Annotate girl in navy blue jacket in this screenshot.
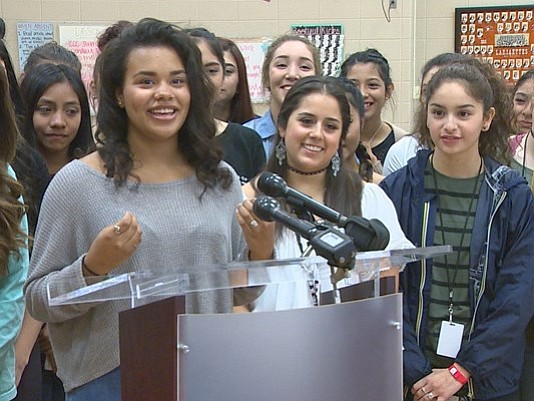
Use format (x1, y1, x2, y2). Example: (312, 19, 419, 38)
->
(381, 61, 534, 401)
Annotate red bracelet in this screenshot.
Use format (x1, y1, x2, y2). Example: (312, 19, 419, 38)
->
(448, 364, 469, 385)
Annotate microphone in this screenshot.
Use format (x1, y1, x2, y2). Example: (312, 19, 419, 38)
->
(253, 195, 318, 239)
(253, 196, 356, 269)
(257, 172, 390, 251)
(258, 172, 346, 226)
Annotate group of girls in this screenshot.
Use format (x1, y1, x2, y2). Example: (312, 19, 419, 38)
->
(0, 15, 532, 401)
(238, 24, 533, 401)
(238, 30, 534, 401)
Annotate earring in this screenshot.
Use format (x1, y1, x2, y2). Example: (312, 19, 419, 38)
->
(117, 98, 124, 108)
(331, 151, 341, 177)
(275, 140, 286, 166)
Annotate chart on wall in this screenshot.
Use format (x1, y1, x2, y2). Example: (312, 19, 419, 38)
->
(17, 22, 54, 71)
(59, 25, 105, 92)
(455, 5, 534, 85)
(290, 24, 344, 76)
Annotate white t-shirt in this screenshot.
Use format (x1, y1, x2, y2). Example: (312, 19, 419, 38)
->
(383, 135, 423, 176)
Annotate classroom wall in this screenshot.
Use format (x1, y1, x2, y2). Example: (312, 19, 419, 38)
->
(0, 0, 531, 130)
(415, 0, 528, 81)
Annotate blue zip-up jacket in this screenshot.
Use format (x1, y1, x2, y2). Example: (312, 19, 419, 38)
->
(380, 149, 534, 400)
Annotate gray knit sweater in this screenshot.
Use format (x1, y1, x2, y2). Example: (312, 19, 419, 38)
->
(25, 160, 245, 392)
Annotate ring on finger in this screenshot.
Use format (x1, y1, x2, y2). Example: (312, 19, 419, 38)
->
(427, 392, 435, 399)
(113, 224, 121, 235)
(421, 387, 427, 394)
(250, 219, 259, 228)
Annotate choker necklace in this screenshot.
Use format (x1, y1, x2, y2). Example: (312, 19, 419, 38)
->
(287, 165, 328, 176)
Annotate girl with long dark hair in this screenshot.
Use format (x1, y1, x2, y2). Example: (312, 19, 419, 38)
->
(20, 63, 94, 176)
(237, 76, 411, 311)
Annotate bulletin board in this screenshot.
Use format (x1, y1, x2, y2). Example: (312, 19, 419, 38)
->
(233, 38, 271, 103)
(455, 5, 534, 85)
(291, 24, 344, 77)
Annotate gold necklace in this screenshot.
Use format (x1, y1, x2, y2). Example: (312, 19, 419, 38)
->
(365, 122, 384, 148)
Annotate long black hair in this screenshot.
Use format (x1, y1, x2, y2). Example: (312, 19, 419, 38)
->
(96, 18, 232, 190)
(337, 77, 374, 182)
(0, 40, 25, 118)
(20, 63, 95, 161)
(217, 37, 256, 124)
(264, 76, 363, 218)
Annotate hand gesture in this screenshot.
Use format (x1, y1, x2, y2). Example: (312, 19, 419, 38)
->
(236, 198, 275, 261)
(83, 212, 142, 275)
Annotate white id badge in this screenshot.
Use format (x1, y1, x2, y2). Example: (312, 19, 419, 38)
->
(436, 320, 464, 358)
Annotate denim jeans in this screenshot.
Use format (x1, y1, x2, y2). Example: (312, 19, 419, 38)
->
(65, 368, 121, 401)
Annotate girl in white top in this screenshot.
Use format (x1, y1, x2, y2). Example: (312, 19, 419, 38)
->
(237, 76, 412, 311)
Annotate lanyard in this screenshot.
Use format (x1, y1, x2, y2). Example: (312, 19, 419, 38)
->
(431, 155, 483, 322)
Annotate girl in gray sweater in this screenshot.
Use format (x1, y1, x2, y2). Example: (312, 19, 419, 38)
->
(25, 18, 245, 400)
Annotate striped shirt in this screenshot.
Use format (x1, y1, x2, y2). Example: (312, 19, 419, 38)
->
(423, 160, 483, 369)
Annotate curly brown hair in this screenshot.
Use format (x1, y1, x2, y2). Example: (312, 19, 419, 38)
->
(415, 58, 512, 165)
(96, 18, 233, 192)
(0, 68, 26, 276)
(97, 20, 133, 51)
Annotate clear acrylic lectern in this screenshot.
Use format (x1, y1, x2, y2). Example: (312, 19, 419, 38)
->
(47, 245, 451, 401)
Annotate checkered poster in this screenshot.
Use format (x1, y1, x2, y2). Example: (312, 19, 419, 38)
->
(291, 24, 345, 77)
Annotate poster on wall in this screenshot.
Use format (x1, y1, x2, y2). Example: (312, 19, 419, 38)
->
(291, 24, 344, 76)
(455, 5, 534, 85)
(17, 22, 54, 71)
(59, 25, 105, 93)
(233, 39, 271, 103)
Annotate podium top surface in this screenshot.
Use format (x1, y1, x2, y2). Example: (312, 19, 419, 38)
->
(47, 245, 451, 306)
